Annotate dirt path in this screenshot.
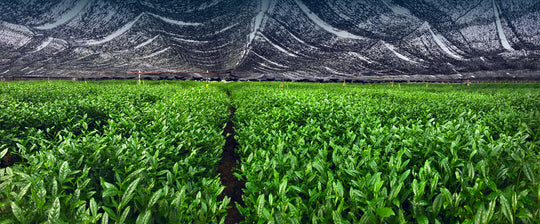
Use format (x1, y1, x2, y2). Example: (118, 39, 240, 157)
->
(1, 152, 24, 168)
(218, 91, 245, 223)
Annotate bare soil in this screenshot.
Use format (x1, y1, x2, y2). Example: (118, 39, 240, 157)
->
(1, 151, 24, 168)
(218, 91, 246, 223)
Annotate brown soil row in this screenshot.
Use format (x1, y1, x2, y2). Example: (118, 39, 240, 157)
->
(218, 91, 246, 223)
(1, 152, 24, 168)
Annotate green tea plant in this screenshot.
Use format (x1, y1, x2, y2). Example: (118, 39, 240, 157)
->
(0, 81, 230, 223)
(231, 82, 540, 223)
(1, 81, 539, 223)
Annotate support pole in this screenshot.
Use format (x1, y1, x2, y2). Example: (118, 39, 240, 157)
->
(206, 70, 209, 88)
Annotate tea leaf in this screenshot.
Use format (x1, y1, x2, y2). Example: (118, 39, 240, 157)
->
(257, 194, 265, 217)
(376, 207, 395, 218)
(417, 215, 429, 224)
(433, 194, 444, 216)
(90, 198, 98, 216)
(119, 206, 131, 224)
(473, 203, 485, 224)
(136, 210, 152, 224)
(58, 161, 69, 183)
(102, 206, 116, 220)
(499, 195, 513, 224)
(102, 211, 109, 224)
(485, 199, 496, 223)
(47, 197, 60, 223)
(523, 163, 535, 184)
(147, 189, 163, 209)
(10, 202, 24, 223)
(16, 183, 31, 202)
(279, 178, 288, 197)
(0, 148, 7, 159)
(120, 178, 140, 209)
(332, 210, 344, 224)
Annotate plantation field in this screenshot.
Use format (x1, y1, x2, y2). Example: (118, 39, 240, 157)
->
(0, 81, 230, 223)
(1, 81, 539, 223)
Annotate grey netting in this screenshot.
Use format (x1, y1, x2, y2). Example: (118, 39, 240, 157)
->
(0, 0, 539, 81)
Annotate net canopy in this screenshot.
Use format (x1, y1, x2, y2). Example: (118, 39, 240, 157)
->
(0, 0, 539, 81)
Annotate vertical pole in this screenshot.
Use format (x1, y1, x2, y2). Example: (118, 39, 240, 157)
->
(138, 70, 141, 85)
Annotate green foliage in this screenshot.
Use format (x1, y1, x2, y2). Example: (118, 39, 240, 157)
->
(0, 81, 230, 223)
(230, 82, 540, 223)
(1, 81, 539, 223)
